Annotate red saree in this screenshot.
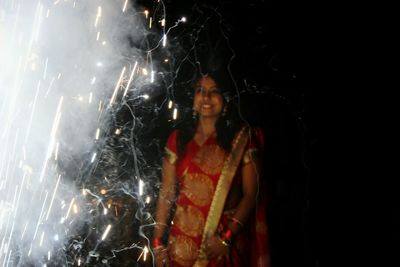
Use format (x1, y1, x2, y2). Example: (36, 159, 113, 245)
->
(164, 128, 270, 267)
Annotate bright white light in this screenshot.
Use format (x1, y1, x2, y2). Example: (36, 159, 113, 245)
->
(91, 152, 97, 163)
(139, 179, 144, 196)
(101, 224, 112, 240)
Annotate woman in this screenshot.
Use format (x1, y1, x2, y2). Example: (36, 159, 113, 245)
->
(152, 72, 269, 267)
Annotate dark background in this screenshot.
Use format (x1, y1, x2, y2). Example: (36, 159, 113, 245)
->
(129, 0, 326, 266)
(139, 0, 323, 266)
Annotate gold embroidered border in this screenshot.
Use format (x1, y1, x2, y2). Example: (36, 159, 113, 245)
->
(164, 147, 178, 165)
(193, 127, 249, 267)
(243, 148, 258, 165)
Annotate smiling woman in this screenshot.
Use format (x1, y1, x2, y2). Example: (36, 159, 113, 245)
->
(151, 66, 270, 267)
(193, 76, 224, 120)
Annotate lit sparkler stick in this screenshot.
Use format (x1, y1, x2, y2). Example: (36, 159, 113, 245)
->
(109, 66, 126, 105)
(123, 61, 138, 97)
(101, 224, 112, 240)
(45, 174, 61, 220)
(122, 0, 129, 13)
(94, 6, 102, 28)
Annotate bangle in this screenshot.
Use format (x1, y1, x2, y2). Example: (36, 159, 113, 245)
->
(219, 228, 232, 247)
(219, 237, 231, 247)
(229, 216, 244, 227)
(221, 229, 232, 240)
(152, 237, 162, 248)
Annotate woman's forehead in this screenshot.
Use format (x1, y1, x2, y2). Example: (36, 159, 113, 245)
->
(196, 75, 218, 87)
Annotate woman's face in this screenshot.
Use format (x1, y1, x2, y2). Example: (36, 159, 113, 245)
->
(193, 75, 224, 119)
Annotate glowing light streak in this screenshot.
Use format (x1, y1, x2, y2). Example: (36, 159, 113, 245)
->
(44, 77, 56, 98)
(64, 197, 75, 220)
(39, 231, 44, 246)
(32, 191, 48, 241)
(168, 100, 173, 109)
(139, 179, 144, 196)
(103, 208, 107, 215)
(95, 128, 100, 140)
(122, 0, 129, 13)
(101, 224, 112, 240)
(89, 92, 93, 103)
(43, 57, 49, 80)
(39, 96, 63, 183)
(162, 34, 167, 47)
(123, 61, 138, 97)
(91, 77, 96, 85)
(145, 196, 151, 204)
(173, 107, 178, 120)
(161, 18, 165, 27)
(45, 174, 61, 220)
(96, 31, 100, 41)
(54, 142, 59, 160)
(144, 10, 149, 19)
(143, 246, 149, 261)
(150, 70, 155, 83)
(90, 152, 97, 163)
(149, 17, 152, 28)
(33, 3, 44, 43)
(109, 66, 126, 105)
(94, 6, 102, 28)
(20, 222, 28, 240)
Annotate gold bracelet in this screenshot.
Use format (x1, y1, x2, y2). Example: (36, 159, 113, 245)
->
(230, 216, 244, 227)
(219, 237, 231, 247)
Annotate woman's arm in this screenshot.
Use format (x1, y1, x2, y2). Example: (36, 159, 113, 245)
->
(153, 158, 177, 241)
(205, 158, 260, 259)
(228, 158, 260, 234)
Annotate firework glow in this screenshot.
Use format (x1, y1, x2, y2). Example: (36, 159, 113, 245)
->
(0, 0, 185, 265)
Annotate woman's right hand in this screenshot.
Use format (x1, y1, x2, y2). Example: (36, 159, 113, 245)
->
(153, 245, 169, 267)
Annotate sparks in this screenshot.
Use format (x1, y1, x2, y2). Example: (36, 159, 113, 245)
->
(109, 66, 126, 105)
(122, 0, 129, 13)
(94, 6, 102, 28)
(101, 224, 112, 240)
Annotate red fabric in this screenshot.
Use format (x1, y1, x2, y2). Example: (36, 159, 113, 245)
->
(164, 128, 270, 267)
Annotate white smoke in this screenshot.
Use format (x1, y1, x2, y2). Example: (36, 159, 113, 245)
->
(0, 0, 163, 265)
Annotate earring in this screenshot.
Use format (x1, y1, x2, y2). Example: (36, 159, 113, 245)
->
(222, 106, 227, 117)
(192, 107, 197, 118)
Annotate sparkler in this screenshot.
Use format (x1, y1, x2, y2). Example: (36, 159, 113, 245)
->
(1, 0, 191, 265)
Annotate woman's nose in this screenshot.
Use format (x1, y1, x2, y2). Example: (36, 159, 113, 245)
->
(201, 91, 211, 98)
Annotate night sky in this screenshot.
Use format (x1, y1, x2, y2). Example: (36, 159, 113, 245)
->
(130, 0, 325, 266)
(130, 0, 324, 267)
(138, 0, 323, 266)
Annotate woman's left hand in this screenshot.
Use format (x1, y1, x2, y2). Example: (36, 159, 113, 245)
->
(204, 235, 230, 259)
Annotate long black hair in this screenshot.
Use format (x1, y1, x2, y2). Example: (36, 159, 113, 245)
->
(176, 69, 245, 156)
